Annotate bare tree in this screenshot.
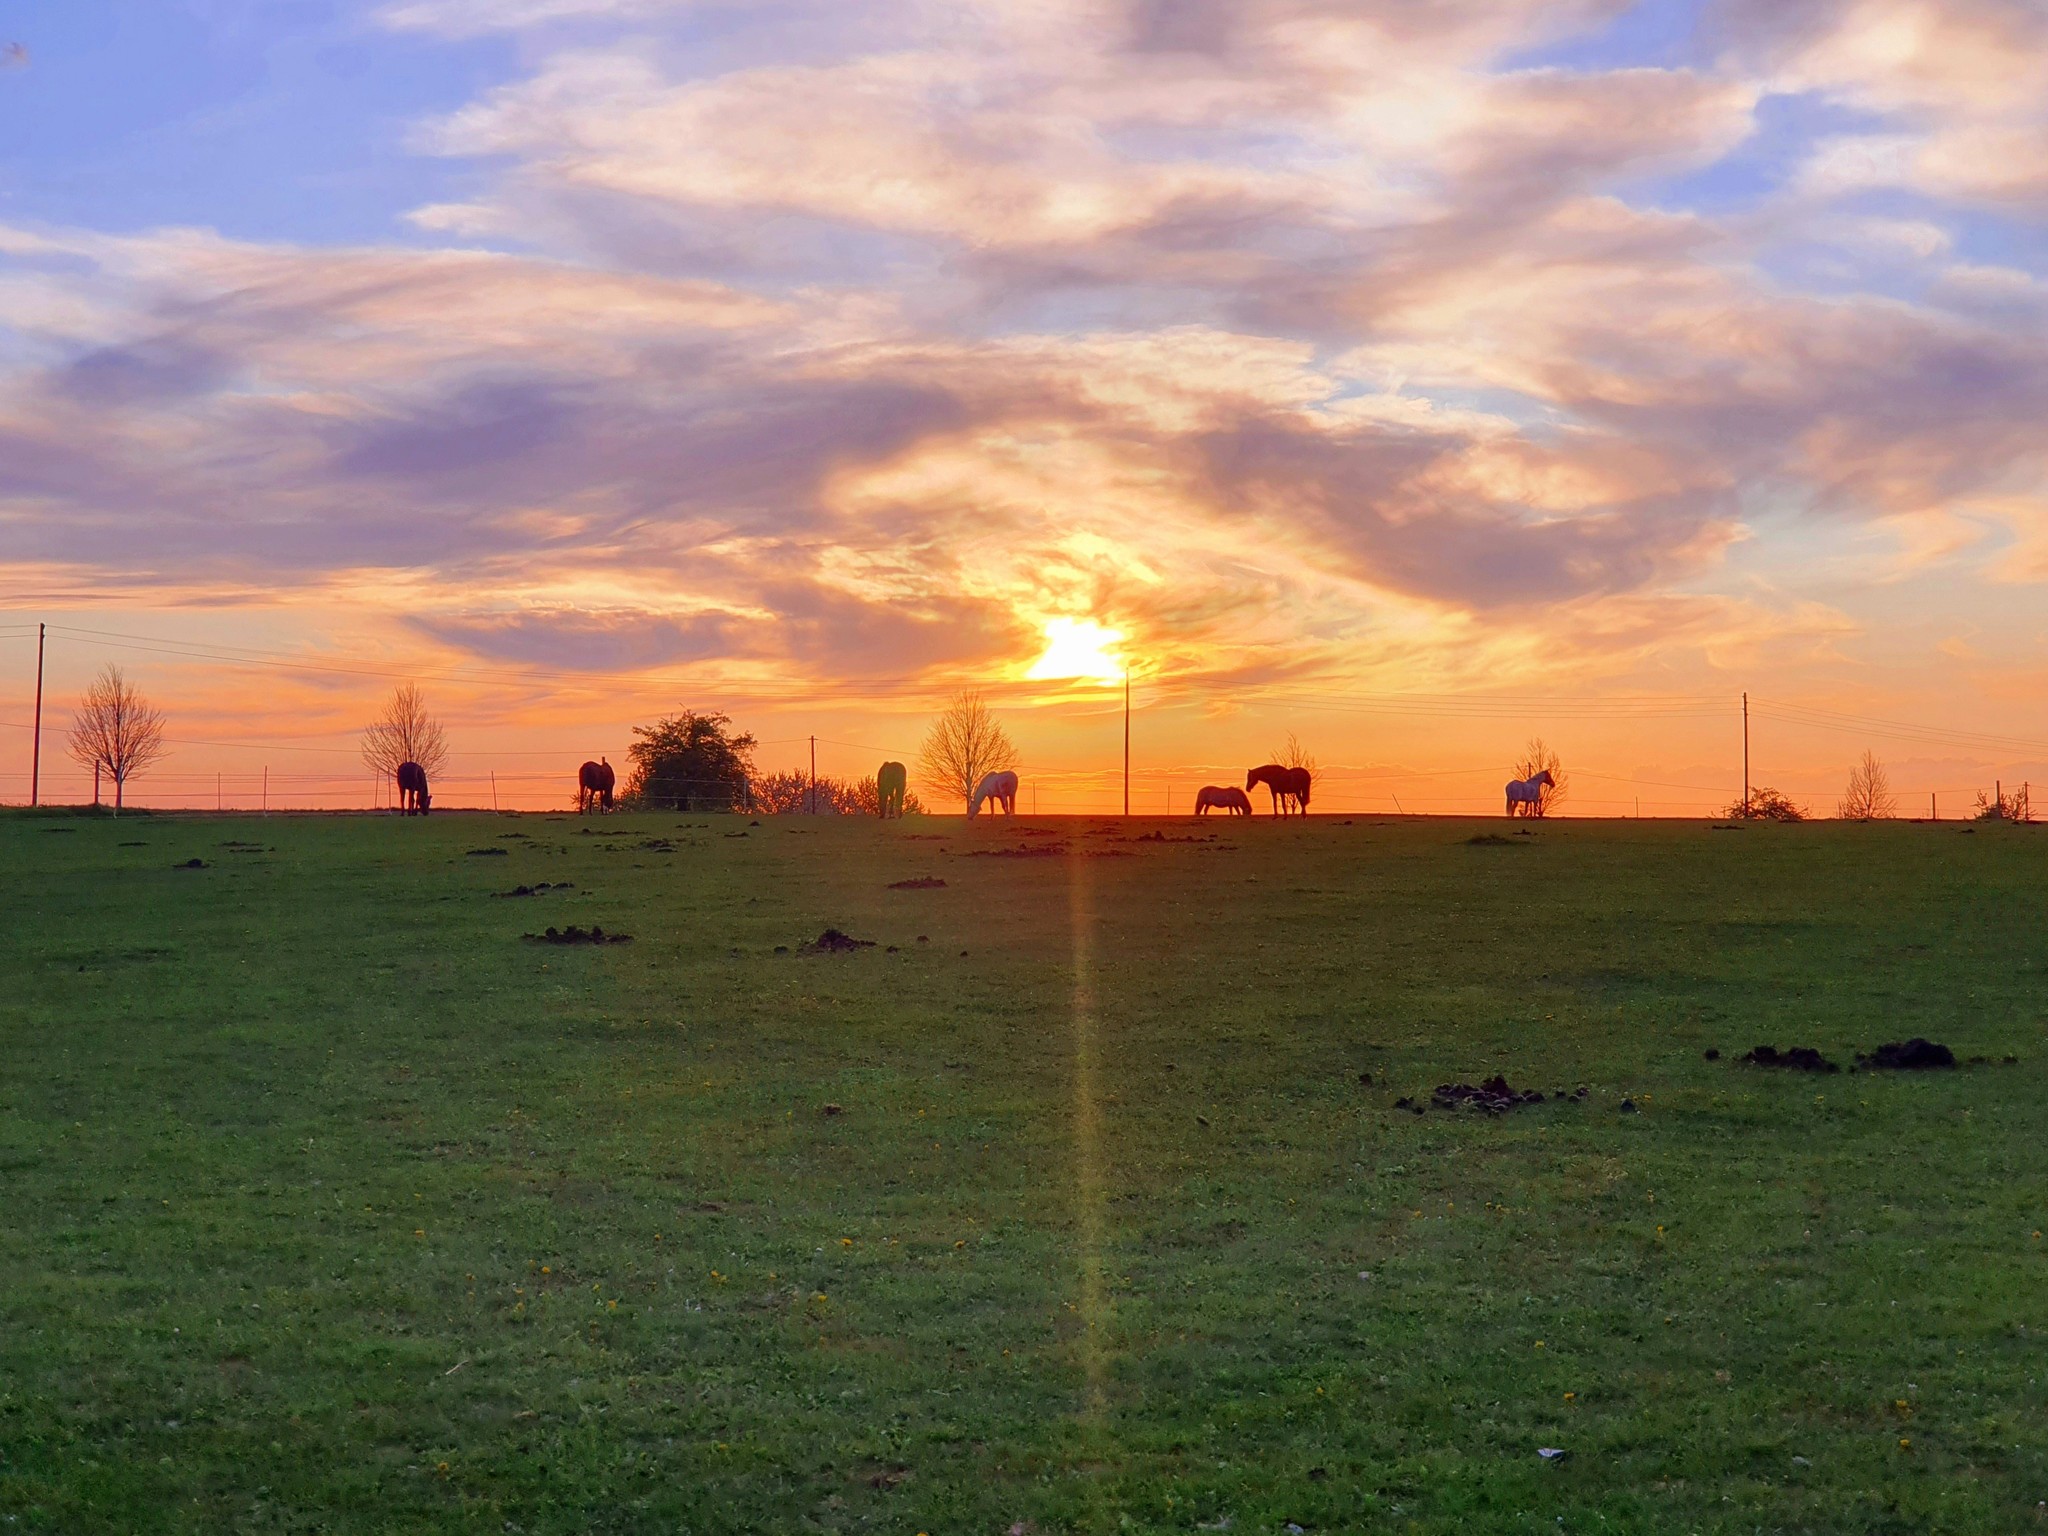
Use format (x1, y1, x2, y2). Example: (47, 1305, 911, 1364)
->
(1838, 750, 1897, 820)
(67, 665, 168, 813)
(1513, 737, 1568, 818)
(918, 690, 1018, 809)
(361, 684, 449, 783)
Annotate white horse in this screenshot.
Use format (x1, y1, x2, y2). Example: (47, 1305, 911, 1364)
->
(1505, 769, 1554, 817)
(968, 770, 1018, 817)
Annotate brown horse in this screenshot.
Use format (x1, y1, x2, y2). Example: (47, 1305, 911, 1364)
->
(1194, 785, 1252, 816)
(1246, 763, 1311, 816)
(578, 757, 616, 813)
(396, 760, 431, 815)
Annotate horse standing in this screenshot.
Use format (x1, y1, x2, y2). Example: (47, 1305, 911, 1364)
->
(968, 770, 1018, 817)
(578, 757, 616, 814)
(876, 761, 907, 818)
(1246, 764, 1311, 816)
(396, 761, 432, 815)
(1505, 768, 1555, 817)
(1194, 785, 1252, 816)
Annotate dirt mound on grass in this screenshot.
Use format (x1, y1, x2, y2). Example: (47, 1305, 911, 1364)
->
(807, 929, 876, 953)
(494, 882, 575, 898)
(173, 858, 208, 869)
(466, 847, 509, 857)
(1466, 833, 1516, 846)
(1858, 1038, 1956, 1070)
(965, 844, 1067, 858)
(523, 925, 632, 945)
(1431, 1076, 1547, 1114)
(887, 876, 948, 889)
(1743, 1044, 1839, 1073)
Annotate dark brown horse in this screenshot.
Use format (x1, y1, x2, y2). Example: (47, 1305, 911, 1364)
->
(578, 757, 616, 814)
(1246, 763, 1311, 816)
(396, 760, 431, 815)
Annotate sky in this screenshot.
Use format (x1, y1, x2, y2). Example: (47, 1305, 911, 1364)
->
(2, 0, 2046, 813)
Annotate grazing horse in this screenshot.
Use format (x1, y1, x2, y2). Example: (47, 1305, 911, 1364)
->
(1246, 763, 1312, 816)
(578, 757, 616, 814)
(396, 760, 431, 815)
(876, 760, 907, 819)
(1505, 768, 1555, 817)
(968, 770, 1018, 818)
(1195, 784, 1252, 816)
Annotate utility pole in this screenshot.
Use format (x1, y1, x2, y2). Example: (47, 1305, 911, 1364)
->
(492, 770, 499, 813)
(30, 622, 44, 807)
(263, 766, 269, 815)
(1741, 691, 1749, 814)
(1122, 668, 1130, 817)
(809, 735, 817, 815)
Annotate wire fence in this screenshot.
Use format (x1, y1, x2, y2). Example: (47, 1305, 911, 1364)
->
(3, 619, 2046, 817)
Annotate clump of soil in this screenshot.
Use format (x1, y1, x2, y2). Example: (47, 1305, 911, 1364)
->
(219, 839, 265, 849)
(724, 831, 749, 839)
(1859, 1038, 1956, 1071)
(1467, 833, 1516, 846)
(493, 882, 575, 898)
(1135, 831, 1218, 844)
(636, 838, 677, 852)
(524, 925, 632, 945)
(1743, 1044, 1839, 1073)
(965, 844, 1067, 858)
(466, 847, 509, 857)
(1431, 1076, 1547, 1114)
(173, 858, 208, 869)
(119, 840, 147, 847)
(498, 832, 532, 840)
(1703, 1048, 1721, 1061)
(807, 929, 876, 953)
(821, 1103, 845, 1117)
(887, 877, 948, 889)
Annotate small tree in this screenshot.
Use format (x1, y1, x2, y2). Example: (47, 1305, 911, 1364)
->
(1973, 783, 2033, 823)
(1274, 732, 1319, 792)
(918, 690, 1018, 809)
(67, 665, 168, 813)
(624, 710, 756, 812)
(1729, 787, 1807, 822)
(1838, 750, 1897, 820)
(361, 684, 449, 783)
(1513, 737, 1568, 818)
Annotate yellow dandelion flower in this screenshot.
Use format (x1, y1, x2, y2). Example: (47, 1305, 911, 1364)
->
(1564, 1392, 1576, 1402)
(1535, 1340, 1545, 1349)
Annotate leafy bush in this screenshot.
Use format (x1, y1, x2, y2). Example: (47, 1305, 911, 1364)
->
(1728, 787, 1807, 822)
(623, 711, 756, 812)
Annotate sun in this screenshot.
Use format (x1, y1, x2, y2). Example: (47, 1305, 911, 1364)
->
(1026, 617, 1127, 685)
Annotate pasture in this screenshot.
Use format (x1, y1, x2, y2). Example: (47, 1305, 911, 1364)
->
(2, 809, 2045, 1534)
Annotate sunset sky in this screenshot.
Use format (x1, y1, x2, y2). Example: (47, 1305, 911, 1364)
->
(3, 0, 2046, 813)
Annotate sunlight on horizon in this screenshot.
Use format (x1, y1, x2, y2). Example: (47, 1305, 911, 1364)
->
(1025, 617, 1127, 685)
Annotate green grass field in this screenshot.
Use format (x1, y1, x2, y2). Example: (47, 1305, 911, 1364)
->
(3, 808, 2045, 1533)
